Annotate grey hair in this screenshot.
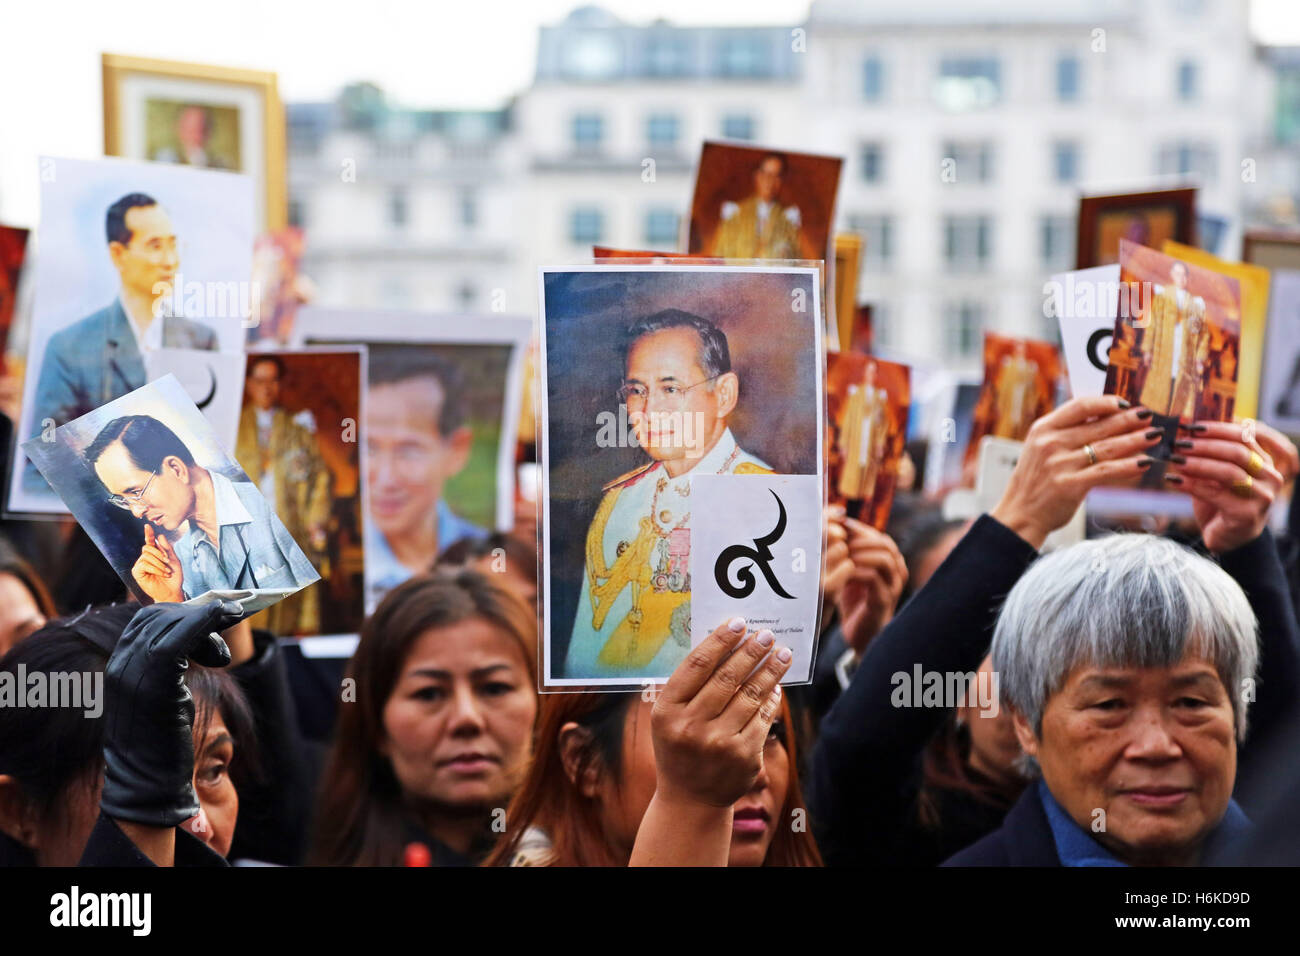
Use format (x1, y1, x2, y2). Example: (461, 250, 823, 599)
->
(993, 534, 1258, 750)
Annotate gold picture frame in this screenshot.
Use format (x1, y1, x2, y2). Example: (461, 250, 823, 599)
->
(102, 53, 286, 231)
(833, 233, 863, 352)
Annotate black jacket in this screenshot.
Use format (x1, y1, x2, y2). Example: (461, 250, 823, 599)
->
(78, 812, 227, 867)
(940, 786, 1060, 867)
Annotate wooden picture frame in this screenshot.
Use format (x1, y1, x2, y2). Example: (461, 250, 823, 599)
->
(1075, 187, 1197, 270)
(1242, 229, 1300, 272)
(102, 53, 285, 231)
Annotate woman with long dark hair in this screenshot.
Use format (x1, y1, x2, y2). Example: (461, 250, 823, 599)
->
(309, 569, 538, 865)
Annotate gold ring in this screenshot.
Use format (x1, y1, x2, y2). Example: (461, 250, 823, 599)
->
(1232, 475, 1254, 498)
(1083, 444, 1098, 467)
(1246, 451, 1264, 478)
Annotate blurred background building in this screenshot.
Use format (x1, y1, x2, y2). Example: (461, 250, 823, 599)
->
(286, 0, 1300, 368)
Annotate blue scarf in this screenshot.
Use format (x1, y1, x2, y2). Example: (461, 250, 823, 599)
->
(1038, 779, 1253, 866)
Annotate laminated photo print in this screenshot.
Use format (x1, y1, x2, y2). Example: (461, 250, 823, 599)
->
(963, 332, 1062, 471)
(1104, 239, 1242, 485)
(540, 264, 825, 690)
(826, 353, 910, 530)
(296, 308, 532, 614)
(8, 155, 254, 515)
(23, 375, 318, 615)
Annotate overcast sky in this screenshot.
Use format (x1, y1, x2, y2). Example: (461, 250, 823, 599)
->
(0, 0, 1297, 222)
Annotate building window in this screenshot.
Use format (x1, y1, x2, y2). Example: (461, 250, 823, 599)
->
(287, 198, 306, 229)
(1156, 141, 1217, 183)
(941, 140, 995, 183)
(935, 56, 1001, 110)
(1056, 55, 1080, 102)
(459, 187, 477, 229)
(570, 206, 604, 244)
(860, 143, 885, 184)
(721, 113, 756, 141)
(870, 303, 892, 349)
(644, 207, 679, 247)
(943, 215, 994, 271)
(717, 35, 766, 77)
(456, 283, 476, 310)
(1176, 59, 1199, 101)
(646, 36, 688, 77)
(1052, 141, 1080, 183)
(1040, 214, 1075, 269)
(847, 214, 894, 270)
(646, 113, 680, 149)
(863, 56, 885, 102)
(388, 188, 408, 229)
(571, 112, 604, 151)
(944, 301, 985, 359)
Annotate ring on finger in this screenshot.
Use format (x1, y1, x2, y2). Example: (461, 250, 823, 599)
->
(1246, 451, 1265, 479)
(1082, 443, 1098, 467)
(1232, 475, 1254, 498)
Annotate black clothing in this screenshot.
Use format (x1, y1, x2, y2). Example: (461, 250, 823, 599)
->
(78, 811, 227, 867)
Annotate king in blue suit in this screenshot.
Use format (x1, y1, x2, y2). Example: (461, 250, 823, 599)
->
(25, 193, 217, 492)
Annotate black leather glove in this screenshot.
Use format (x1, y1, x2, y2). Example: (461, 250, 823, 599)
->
(100, 601, 244, 828)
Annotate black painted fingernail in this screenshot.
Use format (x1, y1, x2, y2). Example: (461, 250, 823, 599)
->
(1164, 474, 1184, 485)
(1175, 439, 1194, 449)
(1179, 422, 1208, 433)
(1145, 428, 1163, 440)
(1117, 398, 1132, 409)
(1137, 457, 1155, 469)
(1170, 455, 1187, 465)
(1136, 408, 1153, 420)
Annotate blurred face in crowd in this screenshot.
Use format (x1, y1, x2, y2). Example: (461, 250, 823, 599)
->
(624, 328, 737, 465)
(381, 618, 536, 812)
(0, 574, 47, 656)
(1013, 653, 1237, 865)
(367, 376, 472, 545)
(182, 710, 238, 858)
(109, 203, 179, 301)
(957, 654, 1022, 785)
(93, 441, 196, 534)
(753, 156, 784, 203)
(246, 359, 282, 411)
(568, 698, 790, 866)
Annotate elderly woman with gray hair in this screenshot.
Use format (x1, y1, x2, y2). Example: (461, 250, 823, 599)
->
(809, 395, 1300, 867)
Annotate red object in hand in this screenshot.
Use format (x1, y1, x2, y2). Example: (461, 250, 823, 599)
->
(403, 842, 432, 867)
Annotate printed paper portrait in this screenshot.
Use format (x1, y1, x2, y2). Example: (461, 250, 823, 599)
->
(296, 308, 531, 614)
(688, 142, 842, 262)
(826, 353, 910, 530)
(23, 375, 318, 614)
(964, 332, 1062, 470)
(7, 155, 254, 515)
(539, 265, 824, 688)
(237, 348, 365, 636)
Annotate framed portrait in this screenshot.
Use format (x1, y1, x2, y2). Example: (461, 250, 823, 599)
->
(295, 308, 533, 614)
(23, 375, 318, 613)
(1075, 187, 1197, 270)
(103, 53, 286, 231)
(1242, 230, 1300, 272)
(539, 264, 825, 690)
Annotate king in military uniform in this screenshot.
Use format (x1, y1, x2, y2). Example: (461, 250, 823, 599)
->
(564, 309, 773, 681)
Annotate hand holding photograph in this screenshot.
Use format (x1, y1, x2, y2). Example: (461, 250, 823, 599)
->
(22, 375, 318, 612)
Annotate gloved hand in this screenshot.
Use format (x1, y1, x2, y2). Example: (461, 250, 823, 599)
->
(100, 601, 244, 828)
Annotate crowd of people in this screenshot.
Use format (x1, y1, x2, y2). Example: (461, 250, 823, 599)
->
(1, 392, 1299, 867)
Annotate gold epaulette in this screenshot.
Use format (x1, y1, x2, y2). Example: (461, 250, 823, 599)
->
(601, 461, 657, 492)
(734, 462, 775, 476)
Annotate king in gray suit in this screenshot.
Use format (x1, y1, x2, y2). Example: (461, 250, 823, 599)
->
(25, 194, 216, 491)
